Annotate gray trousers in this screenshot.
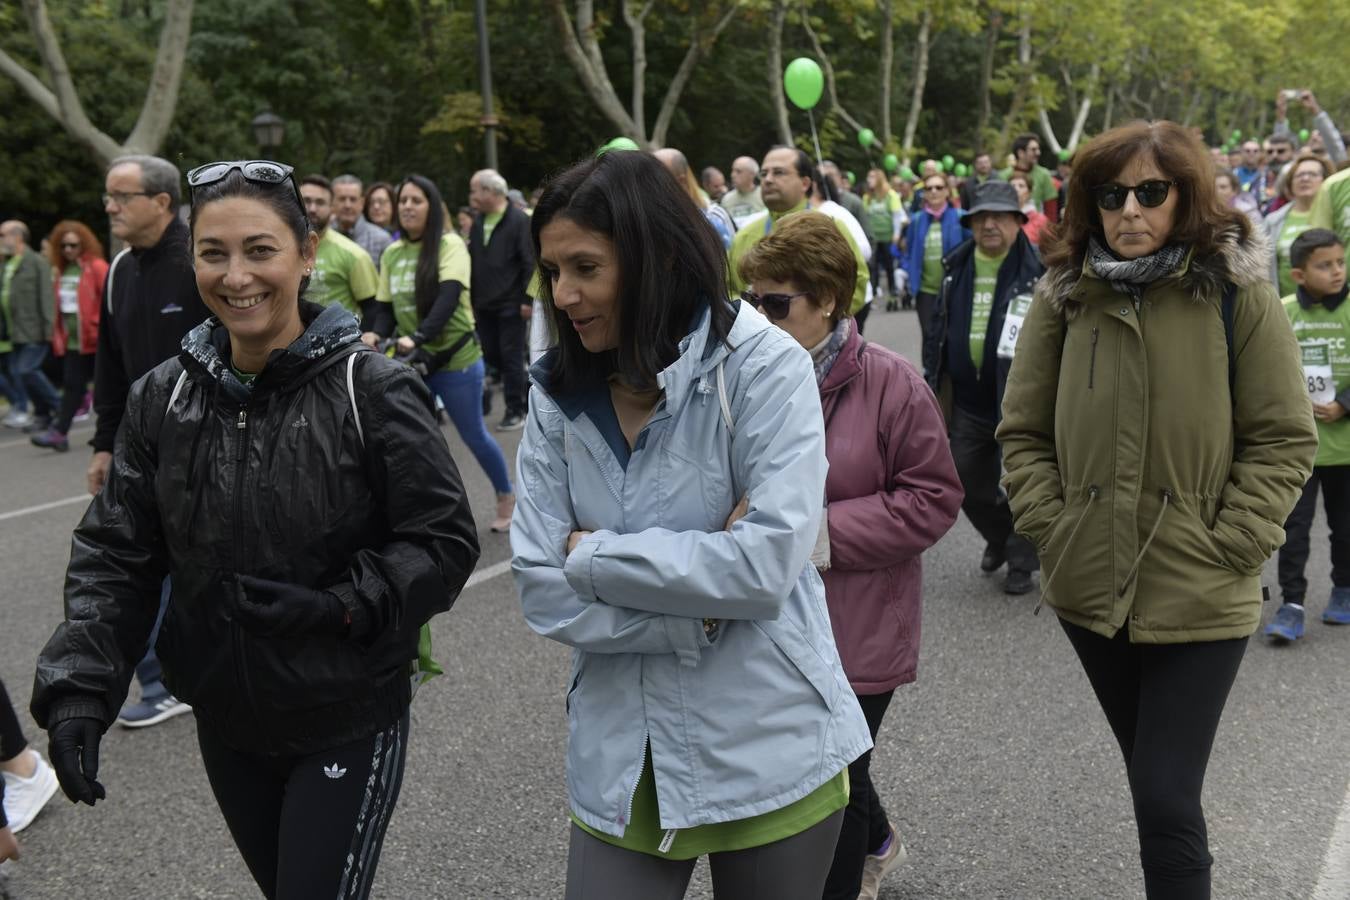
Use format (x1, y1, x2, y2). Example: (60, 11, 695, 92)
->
(564, 808, 846, 900)
(949, 405, 1039, 573)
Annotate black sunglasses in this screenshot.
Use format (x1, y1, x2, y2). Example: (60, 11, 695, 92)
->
(186, 160, 303, 213)
(1091, 179, 1175, 211)
(741, 289, 810, 321)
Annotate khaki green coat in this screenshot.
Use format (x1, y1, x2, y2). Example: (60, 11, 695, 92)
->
(996, 225, 1317, 642)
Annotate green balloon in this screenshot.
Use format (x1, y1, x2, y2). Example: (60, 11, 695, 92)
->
(846, 171, 856, 185)
(1231, 129, 1242, 140)
(599, 136, 640, 155)
(883, 153, 899, 173)
(1300, 128, 1311, 142)
(783, 57, 824, 110)
(857, 128, 876, 148)
(1058, 148, 1071, 162)
(954, 163, 969, 177)
(898, 167, 916, 181)
(942, 154, 955, 169)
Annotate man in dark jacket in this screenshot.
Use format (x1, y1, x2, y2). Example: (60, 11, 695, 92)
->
(94, 154, 210, 727)
(468, 168, 534, 430)
(0, 221, 57, 430)
(924, 181, 1044, 595)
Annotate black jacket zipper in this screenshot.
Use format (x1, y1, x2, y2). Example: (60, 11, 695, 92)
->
(1088, 327, 1100, 389)
(230, 406, 264, 745)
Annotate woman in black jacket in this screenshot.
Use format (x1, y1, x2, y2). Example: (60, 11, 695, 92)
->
(30, 161, 480, 900)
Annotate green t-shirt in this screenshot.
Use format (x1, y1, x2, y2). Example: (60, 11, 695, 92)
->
(727, 201, 869, 316)
(481, 210, 504, 245)
(920, 221, 945, 294)
(573, 746, 849, 859)
(1285, 293, 1350, 466)
(1277, 210, 1314, 298)
(864, 191, 901, 244)
(311, 228, 380, 317)
(0, 256, 19, 353)
(970, 249, 1007, 367)
(376, 234, 480, 372)
(60, 265, 81, 351)
(1310, 168, 1350, 267)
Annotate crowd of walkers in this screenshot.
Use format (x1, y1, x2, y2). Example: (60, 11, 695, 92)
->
(1, 88, 1349, 899)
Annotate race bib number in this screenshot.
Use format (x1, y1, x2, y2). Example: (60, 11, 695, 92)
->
(997, 293, 1034, 359)
(1302, 343, 1336, 405)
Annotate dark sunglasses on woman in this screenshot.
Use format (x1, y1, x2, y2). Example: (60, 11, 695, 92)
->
(741, 289, 810, 321)
(1092, 180, 1175, 211)
(186, 160, 304, 213)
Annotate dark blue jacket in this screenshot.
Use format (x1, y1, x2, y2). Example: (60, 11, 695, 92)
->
(902, 207, 969, 296)
(923, 231, 1043, 419)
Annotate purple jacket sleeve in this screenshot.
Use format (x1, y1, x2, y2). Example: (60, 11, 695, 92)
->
(826, 360, 964, 571)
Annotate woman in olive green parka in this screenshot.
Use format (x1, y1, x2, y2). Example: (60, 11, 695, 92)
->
(997, 121, 1316, 899)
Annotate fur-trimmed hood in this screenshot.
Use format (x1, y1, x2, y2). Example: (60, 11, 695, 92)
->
(1038, 222, 1272, 317)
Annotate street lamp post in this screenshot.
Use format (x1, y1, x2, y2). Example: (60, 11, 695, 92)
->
(474, 0, 498, 170)
(251, 111, 286, 154)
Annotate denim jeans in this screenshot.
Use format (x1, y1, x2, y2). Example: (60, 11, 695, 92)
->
(425, 359, 514, 495)
(10, 342, 61, 417)
(134, 578, 173, 697)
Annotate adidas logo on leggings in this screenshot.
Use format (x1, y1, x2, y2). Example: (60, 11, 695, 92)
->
(323, 763, 347, 780)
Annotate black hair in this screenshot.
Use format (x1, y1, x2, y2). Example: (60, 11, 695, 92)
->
(1291, 228, 1344, 270)
(768, 145, 814, 179)
(301, 173, 332, 196)
(531, 151, 734, 392)
(811, 166, 838, 204)
(188, 168, 313, 299)
(395, 174, 446, 318)
(1012, 133, 1039, 156)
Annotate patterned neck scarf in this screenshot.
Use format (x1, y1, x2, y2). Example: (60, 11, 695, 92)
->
(811, 317, 852, 385)
(1086, 237, 1187, 298)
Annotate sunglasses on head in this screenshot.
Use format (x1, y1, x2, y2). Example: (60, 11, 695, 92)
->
(186, 160, 303, 213)
(741, 289, 810, 321)
(1091, 179, 1175, 211)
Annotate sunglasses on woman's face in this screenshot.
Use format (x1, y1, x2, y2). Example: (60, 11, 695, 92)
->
(61, 242, 81, 250)
(741, 289, 810, 321)
(1092, 179, 1175, 211)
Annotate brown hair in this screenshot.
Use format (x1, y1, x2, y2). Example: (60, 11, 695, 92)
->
(737, 212, 855, 324)
(45, 219, 105, 271)
(1040, 120, 1250, 269)
(1281, 151, 1334, 200)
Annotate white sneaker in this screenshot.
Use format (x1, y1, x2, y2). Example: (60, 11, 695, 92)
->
(2, 749, 59, 833)
(858, 824, 908, 900)
(1, 410, 32, 429)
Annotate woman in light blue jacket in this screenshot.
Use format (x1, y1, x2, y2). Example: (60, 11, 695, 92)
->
(511, 150, 871, 899)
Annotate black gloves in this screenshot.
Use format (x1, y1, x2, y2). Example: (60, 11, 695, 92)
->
(232, 575, 351, 638)
(48, 716, 106, 806)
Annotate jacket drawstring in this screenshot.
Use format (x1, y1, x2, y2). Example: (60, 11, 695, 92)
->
(1034, 485, 1099, 615)
(1118, 489, 1173, 597)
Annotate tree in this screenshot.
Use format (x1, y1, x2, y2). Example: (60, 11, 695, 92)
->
(549, 0, 744, 149)
(0, 0, 194, 165)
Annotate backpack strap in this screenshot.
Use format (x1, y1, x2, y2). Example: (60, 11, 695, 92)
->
(1221, 282, 1238, 410)
(346, 353, 364, 449)
(106, 247, 132, 316)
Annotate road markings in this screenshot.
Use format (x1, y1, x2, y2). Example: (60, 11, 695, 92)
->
(1313, 777, 1350, 899)
(0, 494, 90, 523)
(464, 558, 513, 590)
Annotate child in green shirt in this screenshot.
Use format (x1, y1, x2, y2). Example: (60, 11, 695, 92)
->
(1271, 228, 1350, 641)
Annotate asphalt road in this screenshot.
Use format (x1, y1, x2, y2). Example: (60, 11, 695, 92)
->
(0, 305, 1347, 899)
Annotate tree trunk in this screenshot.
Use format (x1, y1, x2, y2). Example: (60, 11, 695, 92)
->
(900, 6, 932, 162)
(994, 16, 1034, 157)
(799, 4, 864, 134)
(621, 1, 653, 140)
(1064, 62, 1098, 151)
(975, 9, 1002, 153)
(650, 3, 741, 146)
(768, 0, 792, 145)
(879, 0, 893, 143)
(0, 0, 194, 166)
(549, 0, 642, 142)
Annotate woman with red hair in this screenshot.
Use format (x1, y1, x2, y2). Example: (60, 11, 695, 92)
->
(32, 220, 106, 452)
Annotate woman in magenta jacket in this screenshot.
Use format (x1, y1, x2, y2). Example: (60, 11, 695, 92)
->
(33, 220, 107, 452)
(738, 212, 963, 900)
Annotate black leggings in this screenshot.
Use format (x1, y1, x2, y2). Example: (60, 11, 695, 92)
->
(0, 678, 27, 763)
(53, 351, 94, 434)
(822, 690, 893, 900)
(1059, 619, 1247, 900)
(195, 710, 409, 900)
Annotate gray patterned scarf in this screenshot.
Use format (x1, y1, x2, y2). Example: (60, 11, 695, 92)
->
(810, 317, 853, 385)
(1086, 238, 1187, 298)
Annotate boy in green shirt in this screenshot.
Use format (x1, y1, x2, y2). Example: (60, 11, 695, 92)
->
(1270, 228, 1350, 641)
